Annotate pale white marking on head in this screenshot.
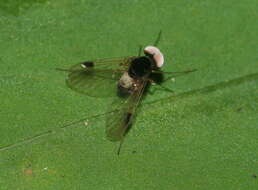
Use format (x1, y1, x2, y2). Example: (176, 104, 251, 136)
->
(144, 46, 164, 68)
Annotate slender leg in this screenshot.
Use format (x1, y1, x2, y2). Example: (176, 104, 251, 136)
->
(148, 79, 174, 94)
(138, 45, 142, 56)
(154, 30, 162, 46)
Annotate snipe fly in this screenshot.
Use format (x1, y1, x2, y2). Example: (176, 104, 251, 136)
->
(57, 32, 195, 154)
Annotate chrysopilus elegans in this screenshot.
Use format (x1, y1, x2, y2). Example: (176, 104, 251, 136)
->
(57, 32, 195, 154)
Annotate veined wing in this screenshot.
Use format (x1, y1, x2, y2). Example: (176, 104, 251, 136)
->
(59, 56, 136, 97)
(106, 77, 148, 142)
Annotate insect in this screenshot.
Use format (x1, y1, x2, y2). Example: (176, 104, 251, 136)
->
(57, 32, 195, 154)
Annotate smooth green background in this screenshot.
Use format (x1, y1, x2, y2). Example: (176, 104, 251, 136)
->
(0, 0, 258, 189)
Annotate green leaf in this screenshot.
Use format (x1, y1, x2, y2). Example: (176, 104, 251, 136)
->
(0, 0, 258, 189)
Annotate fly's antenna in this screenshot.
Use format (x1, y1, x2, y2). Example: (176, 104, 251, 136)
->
(154, 30, 162, 47)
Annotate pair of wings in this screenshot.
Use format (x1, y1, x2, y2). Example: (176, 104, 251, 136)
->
(62, 56, 148, 142)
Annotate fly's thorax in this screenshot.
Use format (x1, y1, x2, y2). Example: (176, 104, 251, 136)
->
(129, 56, 154, 78)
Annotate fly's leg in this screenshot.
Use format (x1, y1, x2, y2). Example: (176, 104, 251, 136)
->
(148, 79, 174, 94)
(138, 45, 143, 56)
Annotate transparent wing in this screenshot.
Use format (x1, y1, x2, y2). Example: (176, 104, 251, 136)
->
(59, 57, 136, 97)
(106, 78, 148, 142)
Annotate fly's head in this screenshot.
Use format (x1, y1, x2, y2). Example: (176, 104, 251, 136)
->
(144, 46, 164, 69)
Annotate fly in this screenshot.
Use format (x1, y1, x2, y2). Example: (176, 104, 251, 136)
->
(57, 31, 195, 154)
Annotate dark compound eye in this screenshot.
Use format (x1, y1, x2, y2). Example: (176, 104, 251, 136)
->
(81, 61, 94, 68)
